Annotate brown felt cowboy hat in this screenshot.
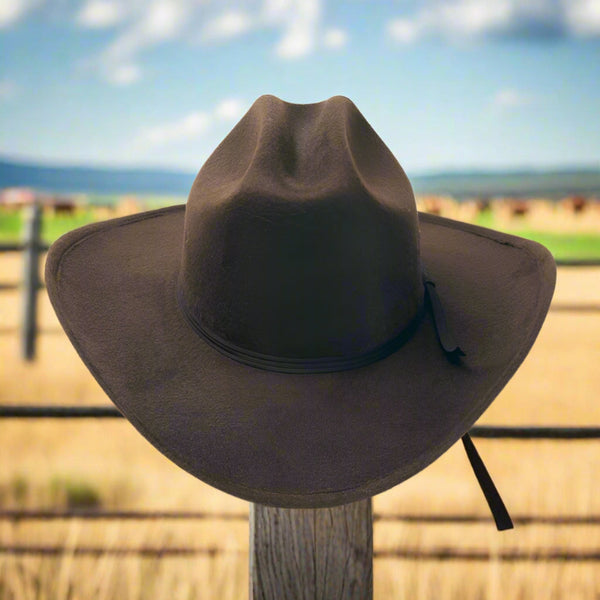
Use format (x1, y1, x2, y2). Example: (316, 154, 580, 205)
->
(46, 95, 556, 529)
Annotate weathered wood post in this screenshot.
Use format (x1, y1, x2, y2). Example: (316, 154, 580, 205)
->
(250, 498, 373, 599)
(21, 201, 42, 361)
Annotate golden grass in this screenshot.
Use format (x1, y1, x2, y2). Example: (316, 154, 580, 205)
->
(414, 197, 600, 234)
(1, 253, 600, 598)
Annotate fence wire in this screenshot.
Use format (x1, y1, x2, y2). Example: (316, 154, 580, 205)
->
(1, 545, 600, 561)
(1, 510, 600, 525)
(2, 405, 600, 439)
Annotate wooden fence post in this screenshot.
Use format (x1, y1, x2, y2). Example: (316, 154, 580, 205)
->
(250, 498, 373, 600)
(21, 202, 42, 361)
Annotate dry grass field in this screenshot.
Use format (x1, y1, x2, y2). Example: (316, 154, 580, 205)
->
(1, 205, 600, 598)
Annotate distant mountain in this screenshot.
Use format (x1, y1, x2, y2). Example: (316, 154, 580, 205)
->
(409, 168, 600, 199)
(0, 159, 195, 196)
(1, 158, 599, 199)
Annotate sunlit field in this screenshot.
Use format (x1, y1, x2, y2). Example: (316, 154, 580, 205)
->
(1, 199, 599, 599)
(1, 195, 600, 256)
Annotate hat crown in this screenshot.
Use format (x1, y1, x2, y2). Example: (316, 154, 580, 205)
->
(178, 95, 422, 359)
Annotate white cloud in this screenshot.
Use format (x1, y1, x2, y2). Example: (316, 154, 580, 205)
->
(273, 0, 320, 58)
(565, 0, 600, 36)
(0, 0, 41, 28)
(197, 1, 334, 59)
(387, 19, 421, 44)
(93, 0, 190, 86)
(492, 88, 535, 110)
(139, 112, 211, 147)
(201, 10, 254, 42)
(276, 24, 314, 57)
(72, 0, 344, 83)
(322, 27, 347, 49)
(0, 80, 19, 101)
(435, 0, 513, 37)
(387, 0, 600, 44)
(76, 0, 125, 29)
(215, 98, 246, 121)
(141, 0, 186, 40)
(261, 0, 292, 22)
(135, 97, 247, 148)
(105, 63, 142, 85)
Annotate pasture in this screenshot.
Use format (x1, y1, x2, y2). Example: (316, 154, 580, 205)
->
(1, 198, 600, 599)
(1, 196, 600, 257)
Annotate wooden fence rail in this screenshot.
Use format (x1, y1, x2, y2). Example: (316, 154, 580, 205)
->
(2, 509, 600, 525)
(2, 404, 600, 439)
(2, 545, 600, 562)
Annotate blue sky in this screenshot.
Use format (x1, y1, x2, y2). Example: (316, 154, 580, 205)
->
(1, 0, 599, 174)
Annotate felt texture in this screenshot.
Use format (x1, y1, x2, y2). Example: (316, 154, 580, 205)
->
(45, 95, 557, 508)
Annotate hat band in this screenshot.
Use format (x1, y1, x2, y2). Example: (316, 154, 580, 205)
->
(176, 287, 426, 374)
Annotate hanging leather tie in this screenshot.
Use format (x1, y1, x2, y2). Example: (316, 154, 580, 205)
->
(424, 271, 513, 531)
(423, 274, 466, 363)
(462, 434, 514, 530)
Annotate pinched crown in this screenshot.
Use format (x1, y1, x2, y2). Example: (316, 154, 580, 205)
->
(178, 95, 422, 360)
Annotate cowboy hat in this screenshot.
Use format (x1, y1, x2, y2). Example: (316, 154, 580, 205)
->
(45, 95, 555, 527)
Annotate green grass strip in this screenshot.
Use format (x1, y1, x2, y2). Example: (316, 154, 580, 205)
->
(2, 209, 600, 260)
(511, 231, 600, 260)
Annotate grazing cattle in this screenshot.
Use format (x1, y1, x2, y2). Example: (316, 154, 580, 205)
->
(49, 196, 77, 216)
(476, 197, 491, 214)
(566, 195, 588, 214)
(510, 199, 529, 217)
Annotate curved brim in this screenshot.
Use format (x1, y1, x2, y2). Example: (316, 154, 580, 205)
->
(45, 206, 556, 507)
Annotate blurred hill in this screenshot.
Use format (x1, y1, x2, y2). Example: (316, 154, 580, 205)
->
(0, 159, 195, 196)
(1, 157, 600, 199)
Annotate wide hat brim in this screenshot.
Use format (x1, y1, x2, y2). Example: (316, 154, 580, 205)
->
(46, 205, 556, 508)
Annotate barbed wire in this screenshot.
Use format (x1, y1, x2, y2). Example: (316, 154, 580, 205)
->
(2, 545, 599, 561)
(373, 548, 600, 562)
(0, 545, 236, 557)
(2, 406, 600, 440)
(374, 514, 600, 525)
(549, 303, 600, 312)
(0, 510, 247, 521)
(469, 426, 600, 439)
(1, 510, 599, 525)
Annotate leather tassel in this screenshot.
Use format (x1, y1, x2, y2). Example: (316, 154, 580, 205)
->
(423, 272, 512, 530)
(423, 276, 466, 363)
(462, 434, 514, 531)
